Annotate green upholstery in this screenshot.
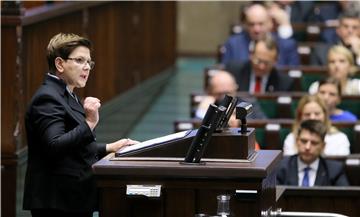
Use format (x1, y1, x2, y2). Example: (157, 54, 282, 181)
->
(255, 128, 265, 148)
(339, 100, 360, 118)
(280, 127, 292, 146)
(301, 74, 324, 91)
(258, 100, 278, 118)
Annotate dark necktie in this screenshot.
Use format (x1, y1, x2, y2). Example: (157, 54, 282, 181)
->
(301, 167, 310, 187)
(69, 91, 79, 104)
(254, 76, 262, 93)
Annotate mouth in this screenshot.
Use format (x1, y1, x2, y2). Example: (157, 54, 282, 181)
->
(80, 74, 87, 80)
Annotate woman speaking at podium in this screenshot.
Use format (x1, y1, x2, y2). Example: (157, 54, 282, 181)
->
(23, 33, 138, 217)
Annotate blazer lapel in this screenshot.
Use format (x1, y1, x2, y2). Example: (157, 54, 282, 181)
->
(266, 68, 278, 92)
(241, 62, 251, 91)
(315, 158, 328, 186)
(44, 75, 86, 124)
(288, 156, 299, 185)
(68, 94, 85, 115)
(65, 93, 86, 124)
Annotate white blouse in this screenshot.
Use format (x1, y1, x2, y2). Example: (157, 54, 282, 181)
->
(309, 78, 360, 95)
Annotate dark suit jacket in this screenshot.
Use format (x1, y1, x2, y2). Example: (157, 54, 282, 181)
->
(221, 31, 300, 66)
(276, 155, 349, 186)
(309, 43, 332, 66)
(288, 1, 315, 23)
(23, 75, 107, 212)
(225, 60, 295, 92)
(310, 41, 359, 66)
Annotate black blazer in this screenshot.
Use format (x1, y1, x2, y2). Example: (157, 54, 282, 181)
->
(225, 61, 294, 92)
(23, 75, 107, 212)
(276, 155, 349, 186)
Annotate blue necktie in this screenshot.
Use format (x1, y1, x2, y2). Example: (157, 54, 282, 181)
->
(302, 167, 310, 187)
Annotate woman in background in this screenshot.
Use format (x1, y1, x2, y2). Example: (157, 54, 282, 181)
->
(317, 77, 357, 122)
(309, 45, 360, 95)
(283, 94, 350, 156)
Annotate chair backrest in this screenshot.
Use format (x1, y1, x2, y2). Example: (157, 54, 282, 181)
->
(174, 118, 360, 153)
(192, 91, 360, 119)
(205, 65, 360, 92)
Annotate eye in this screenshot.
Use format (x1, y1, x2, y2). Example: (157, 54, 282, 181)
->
(75, 57, 86, 64)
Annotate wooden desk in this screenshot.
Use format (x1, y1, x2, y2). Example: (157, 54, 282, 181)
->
(93, 150, 282, 217)
(276, 186, 360, 217)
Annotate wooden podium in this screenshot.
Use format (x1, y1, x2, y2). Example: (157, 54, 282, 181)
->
(92, 128, 282, 217)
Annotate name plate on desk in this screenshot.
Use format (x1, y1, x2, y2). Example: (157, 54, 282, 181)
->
(126, 185, 161, 197)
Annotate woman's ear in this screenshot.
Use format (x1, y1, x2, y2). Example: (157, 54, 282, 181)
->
(55, 57, 64, 73)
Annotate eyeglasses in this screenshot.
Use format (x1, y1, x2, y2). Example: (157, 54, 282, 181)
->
(252, 56, 274, 67)
(66, 57, 95, 69)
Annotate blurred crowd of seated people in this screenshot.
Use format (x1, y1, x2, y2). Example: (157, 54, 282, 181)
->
(191, 1, 360, 187)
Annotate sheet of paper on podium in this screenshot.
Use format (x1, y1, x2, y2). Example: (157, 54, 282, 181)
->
(118, 130, 190, 154)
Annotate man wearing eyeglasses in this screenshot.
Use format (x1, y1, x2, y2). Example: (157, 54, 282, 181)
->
(23, 33, 138, 217)
(225, 35, 294, 93)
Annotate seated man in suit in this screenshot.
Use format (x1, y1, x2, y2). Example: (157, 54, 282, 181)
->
(225, 35, 295, 93)
(221, 3, 300, 66)
(195, 70, 267, 123)
(310, 10, 360, 66)
(277, 119, 349, 186)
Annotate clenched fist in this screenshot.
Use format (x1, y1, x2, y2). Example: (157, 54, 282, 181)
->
(84, 97, 101, 130)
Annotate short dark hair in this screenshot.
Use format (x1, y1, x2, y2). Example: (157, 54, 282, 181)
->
(318, 77, 342, 96)
(339, 10, 360, 22)
(46, 33, 92, 74)
(297, 120, 327, 142)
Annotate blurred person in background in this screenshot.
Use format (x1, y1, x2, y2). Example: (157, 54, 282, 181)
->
(309, 45, 360, 95)
(317, 77, 357, 122)
(283, 94, 350, 156)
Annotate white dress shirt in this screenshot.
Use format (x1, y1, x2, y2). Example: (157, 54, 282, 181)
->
(297, 157, 319, 187)
(249, 73, 269, 94)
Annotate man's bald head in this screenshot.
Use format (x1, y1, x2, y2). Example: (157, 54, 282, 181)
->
(208, 70, 238, 101)
(244, 4, 273, 40)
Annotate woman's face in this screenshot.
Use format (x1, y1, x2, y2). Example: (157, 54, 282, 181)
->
(318, 84, 340, 111)
(58, 46, 92, 91)
(301, 102, 326, 122)
(328, 52, 351, 81)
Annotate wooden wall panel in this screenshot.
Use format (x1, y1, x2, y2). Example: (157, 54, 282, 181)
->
(22, 12, 84, 102)
(1, 26, 18, 155)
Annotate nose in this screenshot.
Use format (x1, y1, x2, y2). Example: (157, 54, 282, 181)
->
(346, 27, 354, 35)
(322, 93, 329, 101)
(309, 113, 317, 120)
(84, 61, 91, 70)
(304, 141, 312, 149)
(253, 24, 263, 34)
(258, 62, 267, 70)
